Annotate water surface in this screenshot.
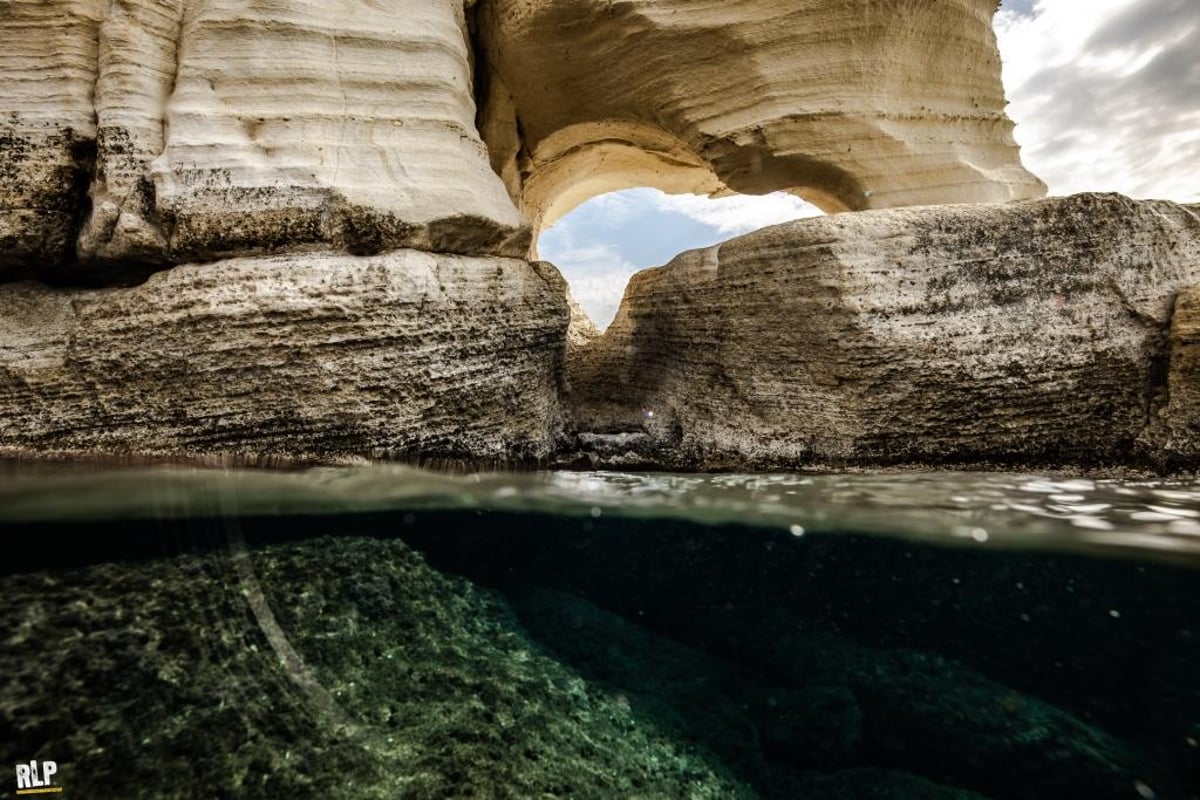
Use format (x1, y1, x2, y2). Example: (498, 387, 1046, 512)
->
(0, 463, 1197, 799)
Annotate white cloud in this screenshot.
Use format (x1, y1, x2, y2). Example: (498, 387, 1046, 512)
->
(649, 191, 824, 234)
(536, 242, 640, 329)
(540, 189, 823, 329)
(996, 0, 1200, 202)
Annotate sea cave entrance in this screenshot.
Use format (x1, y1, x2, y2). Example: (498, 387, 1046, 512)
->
(536, 188, 825, 331)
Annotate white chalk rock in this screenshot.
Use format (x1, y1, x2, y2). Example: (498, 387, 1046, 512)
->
(2, 0, 528, 274)
(477, 0, 1047, 233)
(154, 0, 527, 262)
(0, 0, 102, 273)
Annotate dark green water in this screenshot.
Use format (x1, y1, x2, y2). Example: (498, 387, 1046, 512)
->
(1, 464, 1198, 799)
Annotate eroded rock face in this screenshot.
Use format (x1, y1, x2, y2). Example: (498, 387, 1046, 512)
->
(0, 0, 1045, 278)
(0, 1, 101, 275)
(1148, 287, 1200, 465)
(476, 0, 1047, 232)
(2, 2, 1193, 472)
(1, 0, 528, 278)
(565, 194, 1200, 469)
(0, 251, 568, 462)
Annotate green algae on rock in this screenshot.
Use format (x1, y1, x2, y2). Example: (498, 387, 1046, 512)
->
(0, 536, 746, 799)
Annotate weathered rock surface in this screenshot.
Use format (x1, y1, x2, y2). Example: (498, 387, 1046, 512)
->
(477, 0, 1046, 233)
(0, 250, 567, 462)
(1, 0, 528, 278)
(565, 194, 1200, 470)
(1, 0, 1045, 278)
(3, 2, 1195, 472)
(0, 1, 101, 273)
(1148, 287, 1200, 465)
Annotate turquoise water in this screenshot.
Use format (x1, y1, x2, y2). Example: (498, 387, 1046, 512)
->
(1, 463, 1198, 798)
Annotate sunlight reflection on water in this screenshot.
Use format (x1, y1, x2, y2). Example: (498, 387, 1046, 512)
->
(1, 463, 1199, 565)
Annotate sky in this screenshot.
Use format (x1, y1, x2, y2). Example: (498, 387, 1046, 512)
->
(541, 0, 1200, 328)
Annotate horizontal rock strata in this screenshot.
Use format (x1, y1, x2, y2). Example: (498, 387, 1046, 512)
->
(0, 1, 101, 274)
(565, 194, 1200, 470)
(5, 3, 1194, 472)
(1, 0, 1047, 279)
(1, 0, 528, 280)
(477, 0, 1046, 231)
(0, 250, 568, 462)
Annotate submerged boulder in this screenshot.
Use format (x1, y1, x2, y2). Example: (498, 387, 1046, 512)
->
(0, 536, 750, 799)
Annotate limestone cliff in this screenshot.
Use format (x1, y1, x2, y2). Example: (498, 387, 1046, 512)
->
(1, 0, 1044, 279)
(1, 0, 528, 279)
(564, 194, 1200, 470)
(0, 1, 101, 273)
(2, 1, 1195, 472)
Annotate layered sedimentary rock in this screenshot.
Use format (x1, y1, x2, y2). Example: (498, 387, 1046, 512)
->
(1149, 287, 1200, 465)
(149, 0, 526, 263)
(0, 1, 101, 274)
(1, 0, 527, 278)
(8, 0, 1195, 472)
(1, 0, 1044, 277)
(476, 0, 1047, 233)
(566, 194, 1200, 469)
(0, 251, 568, 462)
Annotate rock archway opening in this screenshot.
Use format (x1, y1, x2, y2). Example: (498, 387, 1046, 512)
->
(537, 188, 824, 331)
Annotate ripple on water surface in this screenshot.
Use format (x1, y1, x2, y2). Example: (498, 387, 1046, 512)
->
(1, 463, 1199, 565)
(0, 461, 1198, 799)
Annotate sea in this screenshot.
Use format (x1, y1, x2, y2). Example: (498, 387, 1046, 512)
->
(0, 462, 1197, 799)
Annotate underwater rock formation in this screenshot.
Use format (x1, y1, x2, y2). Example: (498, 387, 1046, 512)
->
(398, 506, 1199, 798)
(9, 513, 1190, 799)
(566, 194, 1200, 470)
(476, 0, 1046, 231)
(0, 536, 750, 798)
(0, 251, 568, 462)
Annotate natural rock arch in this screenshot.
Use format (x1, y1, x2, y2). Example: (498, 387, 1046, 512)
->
(504, 121, 730, 242)
(474, 0, 1046, 246)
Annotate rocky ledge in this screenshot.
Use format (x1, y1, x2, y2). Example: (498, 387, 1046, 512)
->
(0, 193, 1196, 472)
(563, 193, 1200, 472)
(0, 250, 568, 464)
